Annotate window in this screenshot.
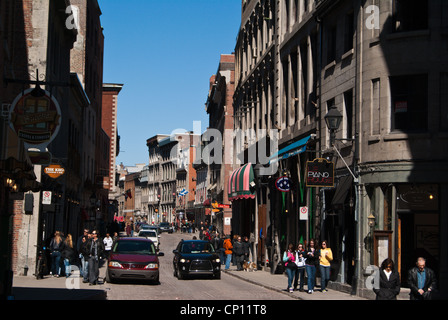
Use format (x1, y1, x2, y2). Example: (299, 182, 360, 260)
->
(343, 90, 353, 139)
(344, 11, 354, 53)
(390, 74, 428, 132)
(326, 25, 337, 64)
(393, 0, 428, 32)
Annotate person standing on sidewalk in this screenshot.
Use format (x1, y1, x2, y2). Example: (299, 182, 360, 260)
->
(233, 236, 245, 271)
(319, 240, 333, 292)
(293, 243, 306, 291)
(304, 239, 318, 294)
(408, 257, 437, 300)
(223, 235, 233, 270)
(373, 258, 401, 300)
(283, 243, 297, 293)
(86, 230, 104, 285)
(103, 233, 113, 260)
(62, 234, 76, 278)
(49, 231, 64, 277)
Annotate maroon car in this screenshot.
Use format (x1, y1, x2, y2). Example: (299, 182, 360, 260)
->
(106, 237, 164, 284)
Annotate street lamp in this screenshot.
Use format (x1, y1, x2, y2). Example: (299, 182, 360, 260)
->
(324, 107, 343, 146)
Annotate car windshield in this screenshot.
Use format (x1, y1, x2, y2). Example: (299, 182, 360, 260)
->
(113, 241, 155, 255)
(160, 223, 169, 227)
(139, 231, 157, 238)
(181, 242, 215, 254)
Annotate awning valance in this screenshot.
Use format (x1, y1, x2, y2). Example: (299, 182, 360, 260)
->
(228, 163, 256, 201)
(269, 135, 311, 164)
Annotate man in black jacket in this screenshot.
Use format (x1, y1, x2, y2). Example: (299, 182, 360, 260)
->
(408, 257, 437, 300)
(83, 230, 105, 285)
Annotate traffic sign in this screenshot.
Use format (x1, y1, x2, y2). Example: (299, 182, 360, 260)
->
(299, 206, 308, 220)
(42, 191, 52, 205)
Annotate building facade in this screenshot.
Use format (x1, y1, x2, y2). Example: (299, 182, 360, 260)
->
(233, 0, 448, 298)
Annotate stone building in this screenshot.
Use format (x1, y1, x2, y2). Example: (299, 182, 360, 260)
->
(233, 0, 448, 298)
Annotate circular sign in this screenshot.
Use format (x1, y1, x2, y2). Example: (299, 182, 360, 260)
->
(275, 176, 291, 192)
(9, 87, 61, 146)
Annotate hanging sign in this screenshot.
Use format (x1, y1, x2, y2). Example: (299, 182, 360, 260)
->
(306, 158, 334, 187)
(9, 87, 62, 148)
(44, 164, 65, 179)
(275, 176, 291, 192)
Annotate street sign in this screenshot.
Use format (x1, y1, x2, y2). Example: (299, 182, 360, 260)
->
(299, 206, 308, 220)
(217, 204, 231, 208)
(42, 191, 52, 205)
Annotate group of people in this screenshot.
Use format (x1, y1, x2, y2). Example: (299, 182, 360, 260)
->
(283, 239, 332, 294)
(221, 234, 253, 271)
(283, 239, 437, 300)
(47, 229, 117, 286)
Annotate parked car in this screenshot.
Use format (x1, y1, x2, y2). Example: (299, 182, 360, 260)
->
(106, 238, 164, 284)
(172, 239, 221, 280)
(159, 222, 174, 233)
(137, 229, 160, 250)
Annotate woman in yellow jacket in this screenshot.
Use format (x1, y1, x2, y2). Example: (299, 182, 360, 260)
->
(319, 240, 333, 292)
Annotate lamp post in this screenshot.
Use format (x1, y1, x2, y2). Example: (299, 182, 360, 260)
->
(324, 107, 343, 147)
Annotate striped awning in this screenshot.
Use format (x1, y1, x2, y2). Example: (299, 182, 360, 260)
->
(228, 163, 256, 201)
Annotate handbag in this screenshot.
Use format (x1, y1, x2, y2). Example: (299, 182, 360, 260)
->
(283, 252, 298, 269)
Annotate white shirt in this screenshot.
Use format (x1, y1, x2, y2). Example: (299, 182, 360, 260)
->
(103, 237, 113, 251)
(384, 269, 392, 280)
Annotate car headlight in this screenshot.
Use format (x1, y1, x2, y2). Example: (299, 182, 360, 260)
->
(180, 258, 186, 263)
(145, 263, 158, 269)
(109, 261, 123, 268)
(214, 258, 220, 263)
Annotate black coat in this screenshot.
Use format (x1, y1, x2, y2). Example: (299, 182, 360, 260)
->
(373, 270, 401, 300)
(408, 267, 437, 300)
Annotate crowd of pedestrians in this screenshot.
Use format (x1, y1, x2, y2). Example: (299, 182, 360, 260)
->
(46, 229, 119, 286)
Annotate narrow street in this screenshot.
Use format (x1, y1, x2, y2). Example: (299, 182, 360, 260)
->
(103, 232, 295, 301)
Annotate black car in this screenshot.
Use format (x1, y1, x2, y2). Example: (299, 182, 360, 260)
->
(172, 240, 221, 279)
(159, 222, 173, 233)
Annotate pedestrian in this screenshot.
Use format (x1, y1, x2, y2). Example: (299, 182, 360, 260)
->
(373, 258, 401, 300)
(223, 235, 233, 270)
(242, 236, 250, 263)
(293, 243, 306, 291)
(304, 239, 318, 294)
(112, 232, 119, 242)
(80, 235, 90, 283)
(319, 240, 333, 292)
(49, 231, 64, 277)
(125, 223, 131, 237)
(61, 234, 76, 278)
(283, 243, 297, 293)
(85, 230, 104, 285)
(233, 236, 245, 271)
(77, 229, 89, 277)
(103, 233, 113, 260)
(408, 257, 437, 300)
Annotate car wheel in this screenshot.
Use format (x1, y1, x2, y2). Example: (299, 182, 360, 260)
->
(214, 272, 221, 280)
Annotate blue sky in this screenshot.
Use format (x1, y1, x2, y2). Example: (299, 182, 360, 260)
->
(98, 0, 241, 166)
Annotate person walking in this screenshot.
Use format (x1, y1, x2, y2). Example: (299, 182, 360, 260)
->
(223, 235, 233, 270)
(103, 233, 113, 260)
(242, 236, 251, 263)
(304, 239, 318, 294)
(408, 257, 437, 300)
(233, 236, 245, 271)
(77, 229, 89, 278)
(319, 240, 333, 292)
(293, 243, 306, 291)
(283, 243, 297, 293)
(85, 230, 104, 285)
(49, 231, 64, 277)
(373, 258, 401, 300)
(62, 234, 76, 278)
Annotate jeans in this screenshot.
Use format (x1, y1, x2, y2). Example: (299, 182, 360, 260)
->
(88, 257, 100, 284)
(285, 267, 295, 290)
(81, 256, 89, 281)
(294, 267, 305, 290)
(225, 254, 232, 269)
(64, 259, 72, 277)
(51, 251, 61, 276)
(320, 265, 331, 291)
(305, 265, 316, 291)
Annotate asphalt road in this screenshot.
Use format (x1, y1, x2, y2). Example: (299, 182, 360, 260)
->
(103, 231, 295, 301)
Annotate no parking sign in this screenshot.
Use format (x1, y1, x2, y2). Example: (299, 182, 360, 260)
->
(299, 206, 308, 220)
(42, 191, 52, 205)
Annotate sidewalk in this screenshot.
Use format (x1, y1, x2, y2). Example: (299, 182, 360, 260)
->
(11, 270, 108, 300)
(224, 265, 368, 300)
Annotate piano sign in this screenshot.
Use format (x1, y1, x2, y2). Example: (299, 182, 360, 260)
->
(306, 158, 334, 188)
